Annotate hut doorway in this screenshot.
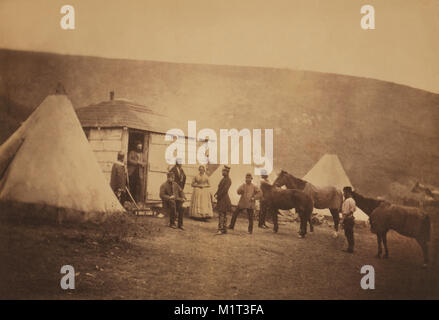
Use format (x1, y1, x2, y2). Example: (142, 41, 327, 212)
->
(127, 130, 149, 203)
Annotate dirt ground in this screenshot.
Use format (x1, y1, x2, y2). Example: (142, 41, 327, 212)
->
(0, 212, 438, 300)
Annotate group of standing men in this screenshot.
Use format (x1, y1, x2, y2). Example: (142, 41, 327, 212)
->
(111, 150, 358, 253)
(158, 161, 272, 235)
(215, 166, 272, 235)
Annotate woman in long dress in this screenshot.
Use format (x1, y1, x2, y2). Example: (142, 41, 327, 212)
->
(190, 165, 213, 219)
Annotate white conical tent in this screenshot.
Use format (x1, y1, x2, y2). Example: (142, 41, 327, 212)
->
(303, 154, 369, 221)
(0, 94, 124, 221)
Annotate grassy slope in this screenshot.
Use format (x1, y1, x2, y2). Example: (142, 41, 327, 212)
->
(0, 49, 438, 197)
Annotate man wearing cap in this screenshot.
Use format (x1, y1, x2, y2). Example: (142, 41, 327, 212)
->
(128, 142, 147, 203)
(214, 165, 232, 235)
(110, 152, 128, 204)
(229, 173, 262, 234)
(170, 158, 186, 190)
(341, 186, 356, 253)
(160, 172, 186, 229)
(258, 169, 270, 229)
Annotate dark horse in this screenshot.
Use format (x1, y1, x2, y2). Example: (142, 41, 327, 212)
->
(273, 170, 343, 237)
(352, 191, 431, 266)
(260, 183, 314, 238)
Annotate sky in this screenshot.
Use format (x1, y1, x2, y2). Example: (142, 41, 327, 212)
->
(0, 0, 438, 93)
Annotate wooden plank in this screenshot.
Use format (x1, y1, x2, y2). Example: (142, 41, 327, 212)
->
(142, 133, 149, 202)
(89, 140, 122, 152)
(121, 127, 129, 159)
(150, 132, 171, 145)
(149, 144, 171, 171)
(147, 171, 167, 201)
(89, 128, 123, 140)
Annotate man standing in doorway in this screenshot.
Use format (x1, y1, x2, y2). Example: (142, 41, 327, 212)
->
(128, 141, 147, 203)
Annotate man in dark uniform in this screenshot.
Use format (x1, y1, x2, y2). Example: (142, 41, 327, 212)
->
(170, 158, 186, 190)
(110, 152, 128, 204)
(341, 186, 356, 253)
(160, 172, 186, 230)
(214, 165, 232, 235)
(258, 169, 270, 229)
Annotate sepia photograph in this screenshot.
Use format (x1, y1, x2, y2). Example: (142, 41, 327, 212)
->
(0, 0, 438, 304)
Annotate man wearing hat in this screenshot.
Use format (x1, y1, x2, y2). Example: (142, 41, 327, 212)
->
(110, 151, 128, 204)
(214, 165, 232, 235)
(128, 141, 147, 203)
(341, 186, 357, 253)
(258, 169, 270, 229)
(170, 158, 186, 190)
(229, 173, 262, 234)
(160, 171, 186, 229)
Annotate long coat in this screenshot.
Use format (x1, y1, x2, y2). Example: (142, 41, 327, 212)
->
(170, 165, 186, 190)
(110, 161, 127, 192)
(215, 176, 232, 212)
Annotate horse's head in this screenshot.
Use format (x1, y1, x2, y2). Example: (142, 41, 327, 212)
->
(273, 170, 306, 190)
(273, 170, 288, 188)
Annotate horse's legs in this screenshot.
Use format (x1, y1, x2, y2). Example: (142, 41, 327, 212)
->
(376, 234, 382, 258)
(382, 231, 389, 258)
(309, 217, 314, 232)
(416, 238, 429, 266)
(273, 209, 279, 233)
(330, 208, 340, 232)
(298, 211, 307, 238)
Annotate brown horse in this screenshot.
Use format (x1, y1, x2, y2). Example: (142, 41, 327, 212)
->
(273, 170, 343, 237)
(352, 191, 431, 266)
(260, 183, 314, 238)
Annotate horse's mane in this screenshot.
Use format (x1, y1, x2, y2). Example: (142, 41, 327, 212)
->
(279, 171, 307, 190)
(351, 191, 386, 216)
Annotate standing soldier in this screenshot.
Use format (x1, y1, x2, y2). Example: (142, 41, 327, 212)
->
(110, 152, 128, 205)
(170, 158, 186, 190)
(229, 173, 262, 234)
(341, 186, 356, 253)
(128, 141, 147, 203)
(258, 169, 270, 229)
(160, 172, 186, 230)
(214, 165, 232, 235)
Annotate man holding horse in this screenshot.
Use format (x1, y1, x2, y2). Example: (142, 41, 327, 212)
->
(341, 186, 356, 253)
(258, 169, 270, 229)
